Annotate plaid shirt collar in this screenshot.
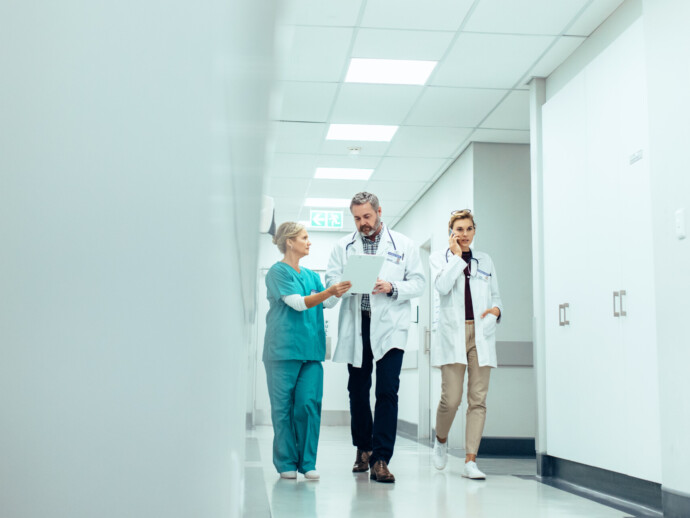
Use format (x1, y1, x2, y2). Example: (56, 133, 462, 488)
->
(361, 223, 384, 254)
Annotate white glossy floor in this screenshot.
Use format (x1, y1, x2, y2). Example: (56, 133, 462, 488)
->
(245, 425, 636, 518)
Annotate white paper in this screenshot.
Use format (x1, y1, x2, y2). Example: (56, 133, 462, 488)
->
(341, 254, 385, 294)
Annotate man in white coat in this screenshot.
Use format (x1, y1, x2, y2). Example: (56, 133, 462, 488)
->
(326, 192, 425, 483)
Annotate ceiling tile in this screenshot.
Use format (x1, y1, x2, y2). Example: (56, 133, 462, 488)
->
(566, 0, 624, 36)
(282, 0, 364, 26)
(274, 196, 305, 221)
(528, 36, 586, 78)
(365, 180, 427, 200)
(361, 0, 475, 31)
(406, 87, 507, 127)
(470, 128, 530, 144)
(480, 90, 530, 130)
(315, 155, 381, 169)
(464, 0, 589, 35)
(279, 81, 339, 122)
(306, 179, 370, 198)
(281, 26, 354, 82)
(331, 84, 422, 125)
(352, 29, 455, 60)
(380, 199, 413, 217)
(274, 122, 327, 154)
(320, 139, 390, 157)
(265, 176, 311, 198)
(432, 33, 553, 88)
(268, 153, 318, 178)
(387, 126, 472, 158)
(372, 156, 448, 182)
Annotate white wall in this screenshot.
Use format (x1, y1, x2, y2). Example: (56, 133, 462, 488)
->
(395, 143, 536, 441)
(644, 0, 690, 498)
(0, 1, 277, 517)
(473, 143, 533, 343)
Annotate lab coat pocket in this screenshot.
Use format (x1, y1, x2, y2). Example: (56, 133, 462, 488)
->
(482, 313, 497, 338)
(439, 307, 460, 350)
(381, 258, 404, 282)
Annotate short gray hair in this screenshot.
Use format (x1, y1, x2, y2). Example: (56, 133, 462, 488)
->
(350, 192, 379, 212)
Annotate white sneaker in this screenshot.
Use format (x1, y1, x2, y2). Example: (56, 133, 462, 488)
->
(304, 470, 320, 480)
(462, 461, 486, 480)
(280, 471, 297, 479)
(433, 438, 448, 470)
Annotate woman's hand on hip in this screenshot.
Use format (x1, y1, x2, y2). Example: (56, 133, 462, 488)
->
(480, 307, 501, 319)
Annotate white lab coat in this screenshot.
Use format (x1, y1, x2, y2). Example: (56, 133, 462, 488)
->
(429, 248, 503, 368)
(325, 226, 426, 367)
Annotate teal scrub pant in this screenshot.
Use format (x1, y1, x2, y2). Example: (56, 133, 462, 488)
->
(264, 360, 323, 474)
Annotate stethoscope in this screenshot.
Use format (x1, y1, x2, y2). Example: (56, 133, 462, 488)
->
(345, 224, 397, 254)
(445, 248, 479, 277)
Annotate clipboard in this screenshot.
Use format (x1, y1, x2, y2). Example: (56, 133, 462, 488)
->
(341, 254, 385, 294)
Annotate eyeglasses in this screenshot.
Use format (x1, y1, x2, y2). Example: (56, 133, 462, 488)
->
(450, 209, 471, 215)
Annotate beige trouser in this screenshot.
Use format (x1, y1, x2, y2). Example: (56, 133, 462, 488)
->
(435, 321, 491, 455)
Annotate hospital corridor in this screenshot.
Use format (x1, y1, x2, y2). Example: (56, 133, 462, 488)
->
(1, 0, 689, 517)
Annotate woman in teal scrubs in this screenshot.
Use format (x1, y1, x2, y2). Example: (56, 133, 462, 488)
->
(264, 222, 351, 480)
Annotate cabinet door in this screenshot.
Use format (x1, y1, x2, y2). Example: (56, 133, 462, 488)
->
(542, 74, 590, 463)
(573, 48, 628, 474)
(615, 22, 662, 482)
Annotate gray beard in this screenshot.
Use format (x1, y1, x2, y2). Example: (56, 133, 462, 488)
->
(360, 218, 382, 237)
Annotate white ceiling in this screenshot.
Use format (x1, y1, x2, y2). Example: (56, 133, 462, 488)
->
(267, 0, 624, 232)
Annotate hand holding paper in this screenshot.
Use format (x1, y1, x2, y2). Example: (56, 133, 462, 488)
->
(341, 255, 385, 294)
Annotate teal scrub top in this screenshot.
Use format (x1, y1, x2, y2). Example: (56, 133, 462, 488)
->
(263, 262, 327, 362)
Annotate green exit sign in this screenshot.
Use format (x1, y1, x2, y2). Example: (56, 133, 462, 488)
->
(310, 210, 343, 229)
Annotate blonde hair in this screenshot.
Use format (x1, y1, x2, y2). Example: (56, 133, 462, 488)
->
(448, 209, 476, 231)
(273, 221, 305, 254)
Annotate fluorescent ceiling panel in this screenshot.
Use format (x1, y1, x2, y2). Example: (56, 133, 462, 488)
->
(345, 58, 437, 85)
(315, 168, 373, 180)
(305, 198, 351, 208)
(326, 124, 398, 142)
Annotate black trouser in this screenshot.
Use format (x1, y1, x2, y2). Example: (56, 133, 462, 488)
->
(347, 311, 404, 466)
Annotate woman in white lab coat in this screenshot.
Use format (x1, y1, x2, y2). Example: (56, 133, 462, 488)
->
(429, 210, 503, 480)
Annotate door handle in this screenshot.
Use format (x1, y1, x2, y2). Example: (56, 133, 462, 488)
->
(424, 327, 431, 354)
(613, 291, 620, 317)
(559, 303, 570, 326)
(619, 290, 627, 317)
(562, 303, 570, 326)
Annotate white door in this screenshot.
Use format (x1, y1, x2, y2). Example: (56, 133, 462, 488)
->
(417, 241, 432, 441)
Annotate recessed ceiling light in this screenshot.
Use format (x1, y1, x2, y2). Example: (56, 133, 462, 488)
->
(314, 168, 373, 181)
(326, 124, 398, 142)
(305, 198, 351, 208)
(345, 58, 437, 85)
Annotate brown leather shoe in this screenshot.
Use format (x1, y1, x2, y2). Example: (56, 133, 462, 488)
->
(370, 460, 395, 483)
(352, 449, 372, 472)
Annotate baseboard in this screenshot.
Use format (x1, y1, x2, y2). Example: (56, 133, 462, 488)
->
(478, 437, 535, 457)
(537, 453, 662, 513)
(396, 419, 418, 441)
(662, 487, 690, 518)
(254, 409, 350, 426)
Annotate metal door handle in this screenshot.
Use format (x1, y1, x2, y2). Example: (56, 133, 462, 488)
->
(613, 291, 620, 317)
(424, 327, 431, 354)
(562, 303, 570, 326)
(559, 303, 569, 326)
(619, 290, 627, 317)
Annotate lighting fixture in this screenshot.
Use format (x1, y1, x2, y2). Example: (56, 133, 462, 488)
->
(304, 198, 351, 208)
(326, 124, 398, 142)
(345, 58, 437, 85)
(314, 168, 373, 180)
